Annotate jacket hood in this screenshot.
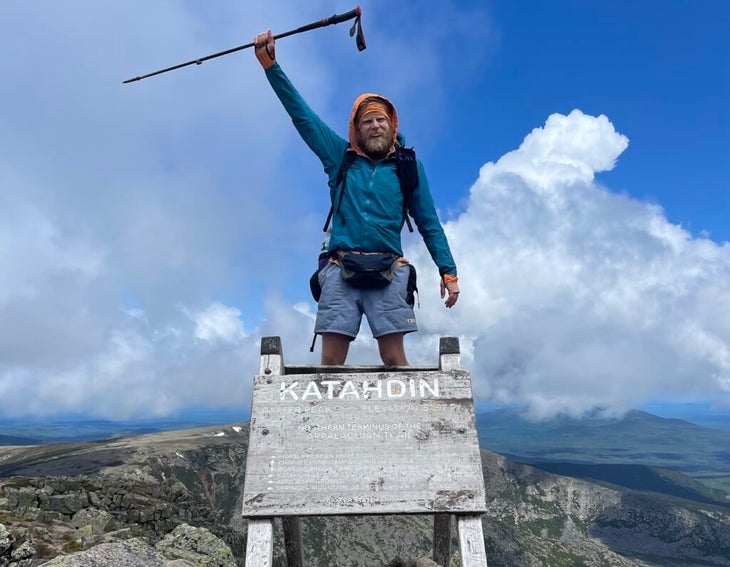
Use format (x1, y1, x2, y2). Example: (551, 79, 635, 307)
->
(348, 93, 399, 157)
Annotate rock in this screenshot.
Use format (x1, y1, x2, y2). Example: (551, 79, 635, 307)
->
(387, 559, 443, 567)
(155, 524, 236, 567)
(72, 525, 95, 548)
(47, 493, 86, 516)
(11, 539, 36, 561)
(70, 509, 113, 533)
(0, 523, 12, 555)
(169, 481, 189, 502)
(101, 528, 134, 543)
(5, 487, 37, 509)
(37, 526, 236, 567)
(38, 538, 168, 566)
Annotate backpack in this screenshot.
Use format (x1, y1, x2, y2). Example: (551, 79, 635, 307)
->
(308, 146, 420, 351)
(309, 145, 420, 301)
(322, 144, 419, 233)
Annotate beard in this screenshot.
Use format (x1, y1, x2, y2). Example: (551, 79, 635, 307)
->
(360, 128, 393, 159)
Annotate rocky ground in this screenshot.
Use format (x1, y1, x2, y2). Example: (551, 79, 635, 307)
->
(0, 423, 729, 566)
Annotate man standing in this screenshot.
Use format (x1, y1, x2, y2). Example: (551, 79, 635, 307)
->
(254, 30, 459, 366)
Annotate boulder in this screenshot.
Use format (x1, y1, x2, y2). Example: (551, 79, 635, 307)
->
(155, 524, 236, 567)
(38, 538, 168, 566)
(11, 539, 36, 561)
(0, 523, 12, 555)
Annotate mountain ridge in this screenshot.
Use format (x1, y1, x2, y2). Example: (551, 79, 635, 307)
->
(477, 408, 730, 494)
(0, 422, 729, 566)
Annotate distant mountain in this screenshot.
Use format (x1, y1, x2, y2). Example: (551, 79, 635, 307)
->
(0, 434, 41, 446)
(476, 409, 730, 493)
(530, 462, 730, 508)
(0, 407, 247, 444)
(641, 402, 730, 431)
(1, 423, 729, 566)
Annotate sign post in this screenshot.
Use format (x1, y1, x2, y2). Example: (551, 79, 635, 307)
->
(243, 336, 488, 566)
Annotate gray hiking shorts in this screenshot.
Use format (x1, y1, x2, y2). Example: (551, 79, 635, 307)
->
(314, 262, 417, 339)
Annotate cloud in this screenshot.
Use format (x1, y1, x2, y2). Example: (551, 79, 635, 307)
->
(0, 299, 262, 420)
(192, 303, 249, 344)
(1, 2, 728, 422)
(407, 109, 730, 418)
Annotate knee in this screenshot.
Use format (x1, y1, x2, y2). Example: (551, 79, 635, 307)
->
(381, 353, 408, 366)
(321, 333, 350, 365)
(321, 352, 346, 365)
(378, 334, 408, 366)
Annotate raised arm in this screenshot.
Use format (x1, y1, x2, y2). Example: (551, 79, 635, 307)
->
(253, 31, 347, 184)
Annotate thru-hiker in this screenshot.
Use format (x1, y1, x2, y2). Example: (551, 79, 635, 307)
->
(253, 30, 460, 366)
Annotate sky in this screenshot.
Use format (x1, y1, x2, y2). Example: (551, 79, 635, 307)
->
(1, 0, 728, 422)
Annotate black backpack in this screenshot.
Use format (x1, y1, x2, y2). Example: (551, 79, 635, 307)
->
(308, 147, 420, 351)
(322, 144, 419, 233)
(309, 145, 420, 303)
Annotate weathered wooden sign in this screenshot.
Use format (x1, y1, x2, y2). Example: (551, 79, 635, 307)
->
(242, 369, 486, 517)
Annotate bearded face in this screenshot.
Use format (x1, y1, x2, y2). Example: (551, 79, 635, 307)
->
(357, 114, 393, 160)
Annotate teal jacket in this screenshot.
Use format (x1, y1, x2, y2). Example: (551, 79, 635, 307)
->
(264, 63, 457, 276)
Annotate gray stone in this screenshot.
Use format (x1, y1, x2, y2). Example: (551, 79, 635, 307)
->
(0, 524, 13, 553)
(101, 528, 133, 543)
(387, 559, 444, 567)
(72, 524, 95, 548)
(155, 524, 236, 567)
(6, 487, 38, 509)
(39, 538, 167, 566)
(11, 539, 36, 561)
(70, 509, 112, 533)
(0, 523, 13, 555)
(47, 493, 86, 516)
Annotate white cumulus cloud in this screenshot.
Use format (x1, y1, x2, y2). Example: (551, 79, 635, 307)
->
(192, 303, 248, 345)
(406, 109, 730, 418)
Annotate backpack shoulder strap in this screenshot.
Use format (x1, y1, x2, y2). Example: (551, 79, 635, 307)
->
(323, 145, 420, 233)
(394, 146, 419, 194)
(336, 147, 357, 188)
(323, 146, 356, 232)
(395, 146, 419, 232)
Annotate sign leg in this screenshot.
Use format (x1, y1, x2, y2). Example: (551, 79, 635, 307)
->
(245, 519, 274, 567)
(457, 515, 488, 567)
(283, 516, 305, 567)
(433, 513, 452, 566)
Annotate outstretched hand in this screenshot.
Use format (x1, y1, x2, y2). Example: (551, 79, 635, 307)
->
(254, 30, 276, 69)
(440, 275, 460, 308)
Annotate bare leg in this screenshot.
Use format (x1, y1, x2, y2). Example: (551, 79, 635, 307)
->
(377, 332, 409, 366)
(321, 333, 351, 365)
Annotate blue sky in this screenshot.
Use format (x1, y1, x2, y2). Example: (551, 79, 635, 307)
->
(450, 0, 729, 242)
(0, 0, 728, 422)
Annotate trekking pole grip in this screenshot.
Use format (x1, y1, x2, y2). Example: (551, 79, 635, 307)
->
(324, 6, 361, 26)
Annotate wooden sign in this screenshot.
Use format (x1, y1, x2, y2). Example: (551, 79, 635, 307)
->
(242, 369, 486, 517)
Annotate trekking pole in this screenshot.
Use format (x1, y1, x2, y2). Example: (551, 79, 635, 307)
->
(123, 6, 366, 84)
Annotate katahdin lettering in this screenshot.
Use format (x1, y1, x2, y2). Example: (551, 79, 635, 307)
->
(279, 378, 440, 401)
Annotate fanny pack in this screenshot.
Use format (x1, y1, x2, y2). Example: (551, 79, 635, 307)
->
(339, 252, 397, 289)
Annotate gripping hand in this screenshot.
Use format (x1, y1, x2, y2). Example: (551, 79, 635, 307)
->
(254, 30, 276, 69)
(440, 274, 460, 308)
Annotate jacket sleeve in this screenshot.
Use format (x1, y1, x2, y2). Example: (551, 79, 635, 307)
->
(407, 160, 458, 276)
(264, 63, 348, 185)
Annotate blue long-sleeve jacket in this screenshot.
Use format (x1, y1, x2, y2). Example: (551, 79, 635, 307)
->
(264, 63, 457, 276)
